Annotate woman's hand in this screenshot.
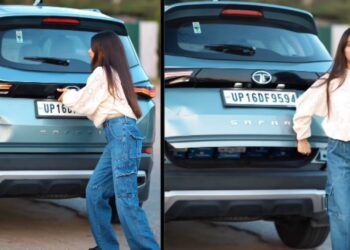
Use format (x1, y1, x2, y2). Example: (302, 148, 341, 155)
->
(57, 88, 70, 103)
(297, 139, 311, 155)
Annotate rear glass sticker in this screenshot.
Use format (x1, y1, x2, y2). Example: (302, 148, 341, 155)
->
(16, 30, 23, 43)
(192, 22, 202, 34)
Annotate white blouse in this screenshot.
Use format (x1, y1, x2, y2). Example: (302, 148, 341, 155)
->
(62, 66, 137, 128)
(293, 71, 350, 141)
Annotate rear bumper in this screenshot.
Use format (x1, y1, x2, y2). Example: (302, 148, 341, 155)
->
(165, 162, 327, 191)
(0, 170, 149, 199)
(167, 137, 328, 149)
(0, 153, 153, 200)
(165, 189, 326, 221)
(165, 161, 327, 221)
(0, 153, 153, 171)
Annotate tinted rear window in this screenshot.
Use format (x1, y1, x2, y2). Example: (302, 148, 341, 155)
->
(0, 28, 138, 73)
(165, 20, 331, 63)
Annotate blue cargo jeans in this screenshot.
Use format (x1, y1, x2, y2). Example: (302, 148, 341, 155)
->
(326, 138, 350, 250)
(86, 116, 159, 250)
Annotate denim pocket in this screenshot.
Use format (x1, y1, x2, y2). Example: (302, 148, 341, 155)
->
(108, 126, 123, 141)
(126, 126, 144, 159)
(115, 173, 138, 198)
(327, 138, 339, 153)
(114, 159, 138, 199)
(127, 126, 145, 140)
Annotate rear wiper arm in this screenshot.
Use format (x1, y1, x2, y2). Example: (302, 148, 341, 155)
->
(204, 44, 256, 56)
(23, 56, 70, 66)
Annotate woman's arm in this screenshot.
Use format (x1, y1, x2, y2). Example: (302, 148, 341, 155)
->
(293, 75, 329, 154)
(57, 67, 108, 116)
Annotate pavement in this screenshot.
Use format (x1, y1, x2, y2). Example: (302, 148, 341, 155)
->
(165, 220, 331, 250)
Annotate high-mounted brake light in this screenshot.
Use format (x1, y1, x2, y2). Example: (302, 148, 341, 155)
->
(221, 9, 263, 17)
(134, 87, 156, 98)
(165, 70, 193, 79)
(42, 18, 80, 25)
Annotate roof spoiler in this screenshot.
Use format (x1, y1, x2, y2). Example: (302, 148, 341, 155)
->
(83, 8, 102, 13)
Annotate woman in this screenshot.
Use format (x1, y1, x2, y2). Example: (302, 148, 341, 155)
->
(57, 31, 159, 250)
(293, 27, 350, 250)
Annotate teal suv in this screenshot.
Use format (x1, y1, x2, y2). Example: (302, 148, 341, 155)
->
(0, 4, 156, 211)
(165, 1, 332, 249)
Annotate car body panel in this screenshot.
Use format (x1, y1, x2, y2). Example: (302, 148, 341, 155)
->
(165, 1, 313, 18)
(165, 56, 331, 72)
(0, 4, 155, 200)
(165, 1, 331, 228)
(165, 61, 331, 149)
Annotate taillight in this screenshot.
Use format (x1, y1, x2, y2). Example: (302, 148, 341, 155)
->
(42, 18, 80, 25)
(221, 9, 263, 17)
(0, 83, 12, 91)
(142, 147, 153, 154)
(134, 87, 156, 98)
(165, 70, 193, 80)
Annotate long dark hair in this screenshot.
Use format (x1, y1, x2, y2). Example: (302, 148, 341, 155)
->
(319, 28, 350, 113)
(90, 31, 142, 118)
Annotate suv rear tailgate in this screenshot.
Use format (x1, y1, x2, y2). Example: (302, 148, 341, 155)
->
(165, 88, 327, 149)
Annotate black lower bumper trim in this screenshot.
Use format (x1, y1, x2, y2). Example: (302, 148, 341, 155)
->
(165, 164, 327, 190)
(0, 178, 150, 201)
(0, 153, 152, 172)
(166, 199, 315, 221)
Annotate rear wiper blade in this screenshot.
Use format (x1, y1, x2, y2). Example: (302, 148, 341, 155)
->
(204, 44, 256, 56)
(23, 56, 70, 66)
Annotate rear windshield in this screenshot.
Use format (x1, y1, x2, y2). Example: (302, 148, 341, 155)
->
(0, 28, 138, 73)
(165, 20, 331, 63)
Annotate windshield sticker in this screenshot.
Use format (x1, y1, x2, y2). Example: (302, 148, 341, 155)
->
(192, 22, 202, 34)
(16, 30, 23, 43)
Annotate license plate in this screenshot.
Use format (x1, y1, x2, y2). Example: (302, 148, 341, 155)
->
(35, 100, 85, 118)
(221, 89, 297, 108)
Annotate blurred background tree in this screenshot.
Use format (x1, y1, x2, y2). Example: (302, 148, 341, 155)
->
(164, 0, 350, 24)
(0, 0, 160, 21)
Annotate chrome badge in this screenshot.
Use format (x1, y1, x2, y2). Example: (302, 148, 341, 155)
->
(252, 71, 272, 85)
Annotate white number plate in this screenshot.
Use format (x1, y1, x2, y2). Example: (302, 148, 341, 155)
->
(35, 100, 84, 118)
(221, 89, 297, 107)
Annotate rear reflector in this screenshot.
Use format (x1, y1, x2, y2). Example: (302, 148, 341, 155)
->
(165, 70, 193, 79)
(221, 9, 263, 17)
(42, 18, 80, 25)
(143, 147, 153, 154)
(134, 87, 156, 98)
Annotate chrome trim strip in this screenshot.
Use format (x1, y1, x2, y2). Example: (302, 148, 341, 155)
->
(0, 170, 147, 187)
(165, 189, 325, 213)
(167, 140, 328, 149)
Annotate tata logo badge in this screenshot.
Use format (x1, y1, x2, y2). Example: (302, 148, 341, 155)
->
(252, 71, 272, 85)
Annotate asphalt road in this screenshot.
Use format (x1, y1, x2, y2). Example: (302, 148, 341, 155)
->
(165, 220, 331, 250)
(0, 84, 161, 250)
